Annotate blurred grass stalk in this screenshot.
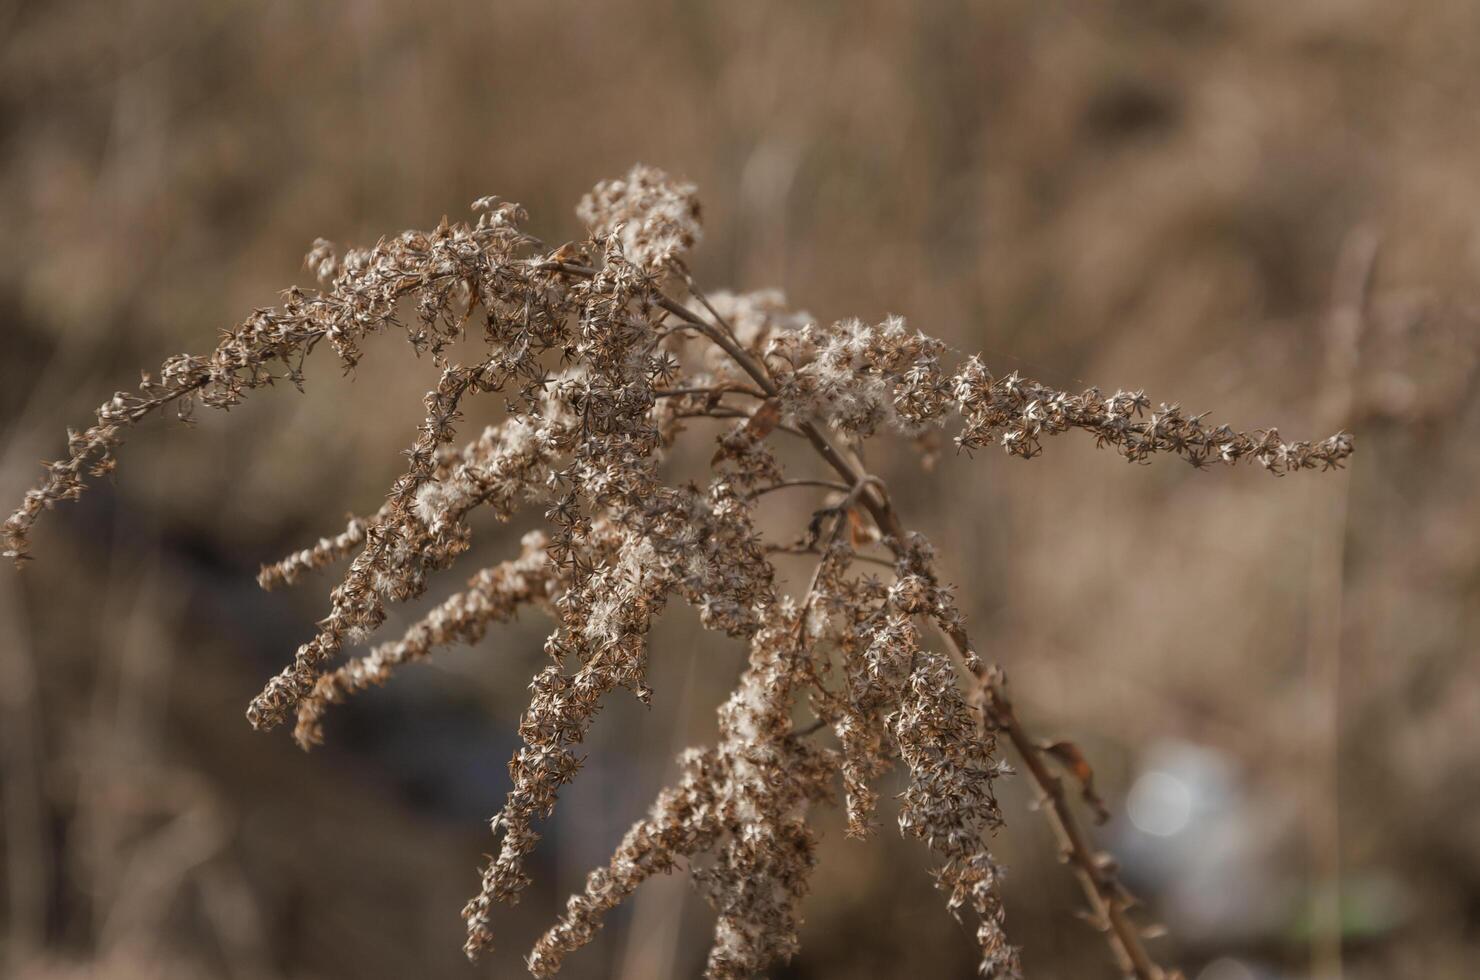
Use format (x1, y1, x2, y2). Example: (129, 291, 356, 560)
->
(1306, 227, 1379, 979)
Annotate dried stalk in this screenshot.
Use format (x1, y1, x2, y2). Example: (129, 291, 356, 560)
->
(6, 166, 1350, 979)
(983, 670, 1172, 980)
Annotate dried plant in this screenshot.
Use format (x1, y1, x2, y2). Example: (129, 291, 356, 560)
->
(5, 166, 1352, 979)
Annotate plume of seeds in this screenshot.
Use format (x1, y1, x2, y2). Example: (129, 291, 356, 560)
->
(6, 163, 1352, 980)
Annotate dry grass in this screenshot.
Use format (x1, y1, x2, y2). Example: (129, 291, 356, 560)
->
(4, 4, 1480, 979)
(7, 166, 1351, 978)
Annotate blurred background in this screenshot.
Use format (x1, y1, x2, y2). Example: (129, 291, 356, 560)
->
(2, 1, 1478, 977)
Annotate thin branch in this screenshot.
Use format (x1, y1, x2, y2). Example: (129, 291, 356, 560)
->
(748, 479, 852, 500)
(672, 407, 807, 440)
(765, 544, 894, 570)
(787, 718, 828, 739)
(654, 384, 768, 401)
(982, 669, 1168, 980)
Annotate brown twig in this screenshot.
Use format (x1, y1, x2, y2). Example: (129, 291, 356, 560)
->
(748, 479, 853, 499)
(653, 384, 768, 400)
(982, 669, 1170, 980)
(672, 406, 808, 439)
(765, 544, 895, 570)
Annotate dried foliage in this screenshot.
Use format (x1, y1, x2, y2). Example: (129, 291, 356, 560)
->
(5, 166, 1352, 979)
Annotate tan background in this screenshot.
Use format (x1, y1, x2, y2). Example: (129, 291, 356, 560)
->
(2, 2, 1478, 977)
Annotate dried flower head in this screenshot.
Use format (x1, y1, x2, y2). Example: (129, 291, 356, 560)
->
(6, 165, 1350, 980)
(576, 163, 702, 274)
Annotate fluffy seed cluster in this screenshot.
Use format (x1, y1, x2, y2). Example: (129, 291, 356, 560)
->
(575, 164, 702, 274)
(6, 164, 1349, 979)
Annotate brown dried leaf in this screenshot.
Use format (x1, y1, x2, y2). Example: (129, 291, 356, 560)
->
(1041, 739, 1110, 824)
(744, 397, 783, 440)
(713, 398, 784, 466)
